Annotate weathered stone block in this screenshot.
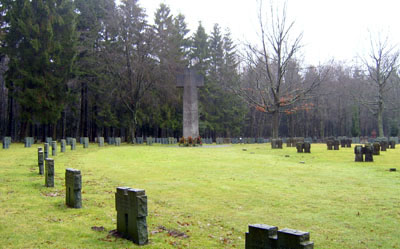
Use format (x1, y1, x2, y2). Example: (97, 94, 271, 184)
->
(333, 140, 340, 150)
(65, 168, 82, 208)
(277, 228, 314, 249)
(44, 143, 49, 159)
(38, 148, 44, 175)
(71, 138, 76, 150)
(245, 224, 314, 249)
(326, 140, 333, 150)
(296, 142, 304, 153)
(364, 144, 373, 162)
(304, 142, 311, 153)
(245, 224, 278, 249)
(83, 137, 89, 148)
(98, 137, 104, 147)
(115, 187, 148, 245)
(354, 145, 363, 162)
(372, 142, 380, 155)
(45, 158, 54, 187)
(61, 139, 66, 152)
(2, 136, 11, 149)
(51, 141, 57, 156)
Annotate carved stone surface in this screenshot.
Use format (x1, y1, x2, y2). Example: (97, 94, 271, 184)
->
(115, 137, 121, 146)
(115, 187, 148, 245)
(364, 144, 374, 162)
(83, 137, 89, 148)
(98, 137, 104, 147)
(296, 142, 304, 153)
(44, 143, 49, 159)
(245, 224, 278, 249)
(65, 168, 82, 208)
(61, 139, 66, 153)
(51, 141, 57, 156)
(271, 139, 283, 149)
(333, 140, 340, 150)
(354, 145, 363, 162)
(71, 138, 76, 150)
(278, 228, 314, 249)
(25, 137, 34, 147)
(38, 148, 44, 175)
(372, 142, 380, 155)
(304, 142, 311, 153)
(2, 136, 11, 149)
(176, 68, 204, 138)
(245, 224, 314, 249)
(326, 140, 333, 150)
(45, 158, 54, 187)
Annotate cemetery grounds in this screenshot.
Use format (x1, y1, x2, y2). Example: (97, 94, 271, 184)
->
(0, 143, 399, 248)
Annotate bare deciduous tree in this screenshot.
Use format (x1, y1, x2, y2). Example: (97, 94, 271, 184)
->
(357, 34, 399, 137)
(235, 0, 325, 138)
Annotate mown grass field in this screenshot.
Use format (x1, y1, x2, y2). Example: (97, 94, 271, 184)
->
(0, 142, 399, 248)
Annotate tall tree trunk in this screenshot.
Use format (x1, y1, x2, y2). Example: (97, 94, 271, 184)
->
(61, 110, 66, 138)
(6, 93, 14, 137)
(377, 98, 384, 137)
(271, 111, 280, 138)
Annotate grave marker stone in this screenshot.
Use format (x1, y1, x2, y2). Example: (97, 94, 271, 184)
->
(373, 142, 380, 155)
(51, 141, 57, 156)
(71, 138, 76, 150)
(38, 148, 44, 175)
(98, 137, 104, 147)
(83, 137, 89, 148)
(65, 168, 82, 208)
(364, 144, 374, 162)
(44, 143, 49, 159)
(304, 142, 311, 153)
(354, 145, 363, 162)
(45, 158, 55, 187)
(115, 187, 148, 245)
(245, 224, 314, 249)
(61, 139, 66, 152)
(176, 68, 204, 138)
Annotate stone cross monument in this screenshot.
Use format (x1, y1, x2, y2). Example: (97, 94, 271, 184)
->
(176, 68, 204, 138)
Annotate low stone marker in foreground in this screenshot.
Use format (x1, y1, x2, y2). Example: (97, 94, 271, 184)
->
(65, 168, 82, 208)
(45, 158, 55, 187)
(115, 187, 148, 245)
(245, 224, 314, 249)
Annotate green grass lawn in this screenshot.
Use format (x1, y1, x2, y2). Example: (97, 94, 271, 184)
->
(0, 142, 399, 248)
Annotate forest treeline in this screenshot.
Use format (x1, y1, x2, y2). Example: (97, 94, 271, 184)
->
(0, 0, 399, 141)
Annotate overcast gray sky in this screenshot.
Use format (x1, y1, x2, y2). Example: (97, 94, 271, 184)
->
(138, 0, 400, 65)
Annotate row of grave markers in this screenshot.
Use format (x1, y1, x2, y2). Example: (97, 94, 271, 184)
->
(34, 144, 314, 247)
